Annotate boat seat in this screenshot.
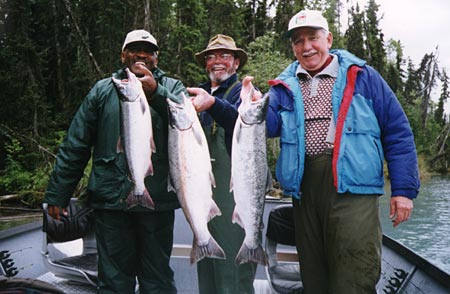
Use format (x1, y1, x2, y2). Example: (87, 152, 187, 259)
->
(41, 198, 98, 287)
(265, 204, 303, 294)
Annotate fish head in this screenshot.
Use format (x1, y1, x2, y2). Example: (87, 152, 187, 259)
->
(238, 92, 269, 125)
(112, 68, 142, 102)
(167, 93, 195, 131)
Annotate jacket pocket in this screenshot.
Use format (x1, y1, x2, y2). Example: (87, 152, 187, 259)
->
(276, 108, 299, 192)
(340, 131, 384, 189)
(88, 153, 129, 204)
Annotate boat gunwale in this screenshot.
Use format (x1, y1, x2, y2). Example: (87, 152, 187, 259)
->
(382, 234, 450, 288)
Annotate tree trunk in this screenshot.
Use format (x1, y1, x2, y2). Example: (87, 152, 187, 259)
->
(62, 0, 104, 78)
(51, 0, 66, 111)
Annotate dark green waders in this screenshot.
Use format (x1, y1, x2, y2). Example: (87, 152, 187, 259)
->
(293, 154, 382, 294)
(197, 126, 257, 294)
(94, 210, 177, 294)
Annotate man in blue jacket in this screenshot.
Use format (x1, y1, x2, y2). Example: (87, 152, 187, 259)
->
(243, 10, 420, 294)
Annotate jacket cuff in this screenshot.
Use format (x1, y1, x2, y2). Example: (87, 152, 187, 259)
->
(391, 189, 418, 199)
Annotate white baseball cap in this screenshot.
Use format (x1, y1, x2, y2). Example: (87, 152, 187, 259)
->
(286, 10, 329, 37)
(122, 29, 159, 51)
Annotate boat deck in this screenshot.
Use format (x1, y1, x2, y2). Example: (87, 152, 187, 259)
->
(2, 199, 450, 293)
(1, 199, 292, 293)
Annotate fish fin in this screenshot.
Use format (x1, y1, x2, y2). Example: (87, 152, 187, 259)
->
(126, 188, 155, 210)
(146, 161, 154, 177)
(231, 209, 244, 228)
(208, 200, 222, 222)
(235, 243, 267, 266)
(265, 168, 273, 192)
(116, 137, 124, 153)
(141, 188, 155, 209)
(150, 137, 156, 153)
(190, 236, 226, 264)
(209, 171, 216, 188)
(167, 174, 176, 192)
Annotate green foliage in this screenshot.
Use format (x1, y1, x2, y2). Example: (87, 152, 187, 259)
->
(1, 0, 449, 201)
(345, 4, 365, 59)
(0, 139, 36, 193)
(242, 33, 292, 93)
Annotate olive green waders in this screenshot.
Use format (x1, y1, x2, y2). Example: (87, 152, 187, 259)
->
(197, 126, 257, 294)
(293, 153, 382, 294)
(94, 210, 176, 294)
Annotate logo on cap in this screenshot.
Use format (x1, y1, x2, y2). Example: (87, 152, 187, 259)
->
(297, 13, 307, 24)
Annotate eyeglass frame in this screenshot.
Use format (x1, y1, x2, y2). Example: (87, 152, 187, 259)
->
(204, 52, 235, 62)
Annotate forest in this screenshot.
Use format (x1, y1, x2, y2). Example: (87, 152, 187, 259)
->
(0, 0, 449, 203)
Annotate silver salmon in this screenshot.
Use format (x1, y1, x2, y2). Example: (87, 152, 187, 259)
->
(231, 91, 271, 266)
(167, 94, 226, 264)
(112, 67, 155, 209)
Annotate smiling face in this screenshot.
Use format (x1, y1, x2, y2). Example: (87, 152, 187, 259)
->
(121, 42, 158, 77)
(290, 27, 333, 72)
(205, 49, 240, 87)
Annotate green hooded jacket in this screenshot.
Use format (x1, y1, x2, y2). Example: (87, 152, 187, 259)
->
(45, 67, 186, 211)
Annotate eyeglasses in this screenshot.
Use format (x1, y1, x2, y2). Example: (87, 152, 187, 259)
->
(204, 53, 234, 62)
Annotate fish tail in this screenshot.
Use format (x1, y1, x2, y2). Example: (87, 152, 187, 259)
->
(235, 243, 267, 266)
(126, 188, 155, 210)
(190, 237, 226, 264)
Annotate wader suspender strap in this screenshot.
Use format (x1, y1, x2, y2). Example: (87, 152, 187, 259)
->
(223, 80, 240, 101)
(211, 80, 240, 135)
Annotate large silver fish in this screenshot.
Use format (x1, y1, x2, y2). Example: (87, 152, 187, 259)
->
(112, 67, 155, 209)
(167, 94, 225, 264)
(231, 91, 271, 266)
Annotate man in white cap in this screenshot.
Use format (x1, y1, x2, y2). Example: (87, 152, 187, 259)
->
(187, 34, 257, 294)
(243, 10, 420, 294)
(44, 29, 187, 294)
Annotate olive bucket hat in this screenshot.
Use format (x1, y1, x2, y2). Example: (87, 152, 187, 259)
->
(195, 34, 248, 70)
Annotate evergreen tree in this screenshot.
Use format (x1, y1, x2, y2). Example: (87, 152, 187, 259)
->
(344, 4, 365, 59)
(321, 0, 344, 48)
(0, 0, 49, 136)
(403, 58, 420, 105)
(363, 0, 386, 75)
(164, 0, 206, 86)
(243, 0, 271, 42)
(272, 0, 305, 57)
(417, 50, 440, 130)
(384, 39, 404, 94)
(435, 69, 449, 126)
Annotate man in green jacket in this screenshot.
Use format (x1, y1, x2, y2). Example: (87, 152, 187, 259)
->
(44, 29, 186, 294)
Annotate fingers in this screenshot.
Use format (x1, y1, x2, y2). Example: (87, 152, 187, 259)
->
(187, 87, 214, 112)
(135, 63, 152, 76)
(186, 87, 205, 96)
(47, 205, 60, 221)
(242, 76, 255, 87)
(389, 196, 413, 227)
(240, 76, 262, 101)
(138, 69, 157, 97)
(47, 205, 69, 221)
(252, 89, 263, 101)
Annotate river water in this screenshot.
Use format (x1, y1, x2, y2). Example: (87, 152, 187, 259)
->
(379, 174, 450, 274)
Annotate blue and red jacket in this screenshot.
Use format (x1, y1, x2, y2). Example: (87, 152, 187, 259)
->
(266, 49, 420, 200)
